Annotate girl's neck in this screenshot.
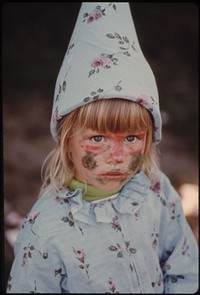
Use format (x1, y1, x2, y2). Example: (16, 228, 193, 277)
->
(67, 178, 121, 202)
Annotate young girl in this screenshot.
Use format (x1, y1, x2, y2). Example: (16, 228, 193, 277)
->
(7, 2, 198, 293)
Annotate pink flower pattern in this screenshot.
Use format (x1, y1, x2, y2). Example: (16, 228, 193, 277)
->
(73, 247, 85, 263)
(89, 53, 118, 77)
(111, 215, 121, 231)
(91, 54, 109, 69)
(88, 30, 137, 77)
(86, 9, 102, 23)
(73, 247, 90, 280)
(136, 97, 149, 107)
(83, 4, 116, 24)
(107, 277, 119, 293)
(151, 180, 161, 195)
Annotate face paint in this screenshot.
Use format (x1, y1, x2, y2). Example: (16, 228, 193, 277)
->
(129, 152, 143, 172)
(70, 128, 147, 192)
(81, 144, 110, 155)
(110, 136, 124, 161)
(82, 152, 97, 170)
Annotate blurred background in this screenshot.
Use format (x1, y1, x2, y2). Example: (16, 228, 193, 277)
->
(2, 2, 198, 290)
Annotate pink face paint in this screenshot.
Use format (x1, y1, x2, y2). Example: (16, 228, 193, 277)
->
(81, 144, 110, 154)
(111, 136, 123, 159)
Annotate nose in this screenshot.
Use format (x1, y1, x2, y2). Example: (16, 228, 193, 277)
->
(108, 142, 124, 163)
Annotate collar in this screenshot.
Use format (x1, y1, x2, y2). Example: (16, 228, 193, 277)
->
(67, 178, 121, 202)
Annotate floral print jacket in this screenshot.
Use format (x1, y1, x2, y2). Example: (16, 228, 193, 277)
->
(7, 170, 198, 293)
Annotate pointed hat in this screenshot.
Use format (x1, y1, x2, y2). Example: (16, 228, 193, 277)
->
(50, 2, 162, 143)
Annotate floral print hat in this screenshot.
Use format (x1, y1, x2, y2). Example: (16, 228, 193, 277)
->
(50, 2, 162, 143)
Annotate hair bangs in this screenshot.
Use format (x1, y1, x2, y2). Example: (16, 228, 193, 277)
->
(75, 99, 153, 134)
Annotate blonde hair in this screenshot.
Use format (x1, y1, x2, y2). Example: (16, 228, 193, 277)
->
(40, 99, 159, 194)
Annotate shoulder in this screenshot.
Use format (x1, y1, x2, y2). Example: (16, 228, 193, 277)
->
(148, 169, 185, 217)
(150, 169, 179, 199)
(126, 169, 182, 206)
(125, 169, 176, 198)
(17, 187, 72, 241)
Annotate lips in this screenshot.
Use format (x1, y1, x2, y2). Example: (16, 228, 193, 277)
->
(101, 172, 126, 180)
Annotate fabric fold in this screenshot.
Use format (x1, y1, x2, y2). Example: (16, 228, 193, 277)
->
(66, 171, 150, 225)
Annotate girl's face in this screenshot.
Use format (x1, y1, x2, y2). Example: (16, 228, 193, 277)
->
(70, 127, 146, 192)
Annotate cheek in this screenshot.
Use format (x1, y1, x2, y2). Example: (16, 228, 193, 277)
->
(82, 153, 97, 170)
(80, 144, 110, 171)
(81, 144, 110, 154)
(71, 142, 98, 171)
(128, 152, 143, 172)
(127, 140, 146, 157)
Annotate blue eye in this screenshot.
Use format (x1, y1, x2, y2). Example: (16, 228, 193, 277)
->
(91, 136, 104, 143)
(125, 135, 137, 143)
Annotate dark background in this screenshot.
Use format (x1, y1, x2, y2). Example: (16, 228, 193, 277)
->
(2, 2, 198, 290)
